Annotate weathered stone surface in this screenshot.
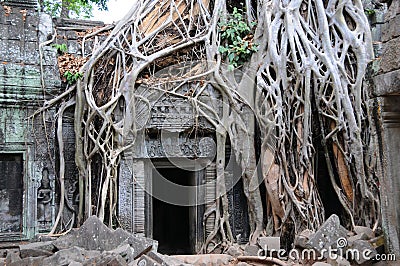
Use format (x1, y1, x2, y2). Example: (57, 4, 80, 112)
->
(353, 226, 374, 239)
(53, 216, 155, 259)
(19, 240, 55, 258)
(172, 254, 236, 266)
(226, 245, 243, 257)
(43, 246, 101, 265)
(258, 236, 280, 250)
(135, 254, 161, 266)
(327, 255, 350, 266)
(137, 251, 191, 266)
(312, 262, 330, 266)
(294, 229, 314, 248)
(243, 244, 259, 256)
(373, 69, 400, 96)
(348, 233, 369, 244)
(68, 262, 83, 266)
(105, 244, 136, 264)
(10, 256, 46, 266)
(382, 16, 400, 43)
(83, 253, 127, 266)
(378, 37, 400, 74)
(384, 0, 400, 21)
(5, 250, 21, 265)
(307, 215, 348, 256)
(348, 240, 377, 264)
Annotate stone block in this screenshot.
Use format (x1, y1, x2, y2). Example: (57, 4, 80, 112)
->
(312, 263, 330, 266)
(19, 241, 55, 258)
(258, 236, 280, 250)
(10, 256, 46, 266)
(5, 250, 21, 265)
(105, 244, 136, 264)
(348, 240, 377, 264)
(382, 16, 400, 42)
(243, 244, 259, 256)
(0, 39, 20, 62)
(53, 216, 155, 259)
(226, 245, 243, 257)
(373, 69, 400, 96)
(23, 41, 39, 64)
(385, 1, 400, 21)
(68, 40, 80, 54)
(135, 254, 161, 266)
(172, 254, 235, 266)
(379, 37, 400, 73)
(23, 23, 38, 42)
(43, 246, 101, 265)
(294, 229, 314, 248)
(83, 254, 127, 266)
(307, 214, 348, 257)
(327, 255, 350, 266)
(353, 226, 374, 239)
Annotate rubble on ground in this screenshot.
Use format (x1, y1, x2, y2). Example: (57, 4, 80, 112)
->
(0, 215, 386, 266)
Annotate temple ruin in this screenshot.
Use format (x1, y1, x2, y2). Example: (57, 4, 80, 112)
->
(0, 0, 399, 259)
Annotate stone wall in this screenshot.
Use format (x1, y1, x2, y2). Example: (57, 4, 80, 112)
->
(370, 0, 400, 256)
(0, 3, 60, 239)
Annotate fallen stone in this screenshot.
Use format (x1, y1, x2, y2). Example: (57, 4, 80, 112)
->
(327, 255, 351, 266)
(348, 232, 369, 244)
(83, 253, 127, 266)
(141, 251, 191, 266)
(172, 254, 236, 266)
(115, 228, 155, 258)
(34, 234, 58, 242)
(5, 250, 21, 265)
(43, 246, 101, 265)
(307, 214, 348, 257)
(243, 244, 259, 256)
(226, 245, 243, 257)
(53, 216, 154, 258)
(353, 226, 374, 239)
(68, 262, 83, 266)
(373, 69, 400, 96)
(9, 256, 46, 266)
(105, 244, 136, 264)
(294, 229, 314, 248)
(348, 239, 377, 264)
(19, 241, 55, 258)
(258, 236, 280, 250)
(135, 254, 161, 266)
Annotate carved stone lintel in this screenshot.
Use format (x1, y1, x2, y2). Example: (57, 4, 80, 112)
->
(144, 137, 215, 158)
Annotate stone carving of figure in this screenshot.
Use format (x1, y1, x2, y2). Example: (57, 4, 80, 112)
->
(37, 168, 52, 229)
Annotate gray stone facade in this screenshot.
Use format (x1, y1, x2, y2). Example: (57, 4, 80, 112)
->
(370, 0, 400, 256)
(0, 3, 59, 240)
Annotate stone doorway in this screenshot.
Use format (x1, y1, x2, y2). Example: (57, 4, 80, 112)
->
(0, 153, 23, 236)
(152, 167, 195, 254)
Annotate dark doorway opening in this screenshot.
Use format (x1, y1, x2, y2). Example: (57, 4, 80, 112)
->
(152, 167, 195, 255)
(0, 153, 23, 234)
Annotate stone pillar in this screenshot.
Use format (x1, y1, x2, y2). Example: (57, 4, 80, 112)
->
(371, 0, 400, 256)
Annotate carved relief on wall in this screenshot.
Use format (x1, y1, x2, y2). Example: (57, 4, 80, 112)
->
(145, 136, 215, 158)
(37, 168, 53, 232)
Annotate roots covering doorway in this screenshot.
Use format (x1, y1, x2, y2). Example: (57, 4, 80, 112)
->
(151, 167, 196, 255)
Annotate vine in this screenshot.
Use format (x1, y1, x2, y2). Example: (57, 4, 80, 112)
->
(218, 7, 258, 70)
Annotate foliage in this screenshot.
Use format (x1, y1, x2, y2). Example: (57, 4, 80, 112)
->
(52, 43, 68, 54)
(218, 7, 258, 70)
(41, 0, 108, 19)
(364, 8, 376, 16)
(64, 71, 83, 84)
